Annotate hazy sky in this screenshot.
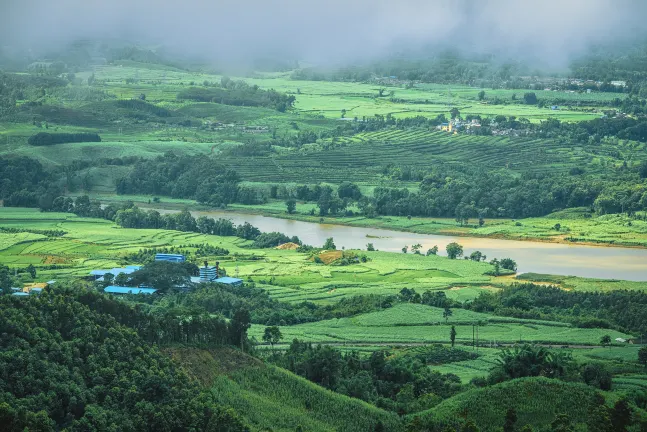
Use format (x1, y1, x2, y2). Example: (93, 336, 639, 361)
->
(2, 0, 646, 67)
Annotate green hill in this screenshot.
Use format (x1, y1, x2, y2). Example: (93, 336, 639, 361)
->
(168, 347, 403, 432)
(415, 377, 601, 431)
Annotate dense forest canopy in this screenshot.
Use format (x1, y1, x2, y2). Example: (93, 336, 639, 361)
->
(0, 290, 248, 431)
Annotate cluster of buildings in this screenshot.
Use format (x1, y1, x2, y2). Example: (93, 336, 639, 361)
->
(89, 254, 243, 296)
(438, 119, 482, 134)
(11, 281, 55, 297)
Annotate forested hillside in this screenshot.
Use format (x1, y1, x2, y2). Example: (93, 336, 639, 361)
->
(0, 290, 248, 431)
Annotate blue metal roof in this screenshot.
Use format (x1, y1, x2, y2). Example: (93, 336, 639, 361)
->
(12, 292, 29, 296)
(155, 254, 186, 262)
(104, 286, 158, 295)
(90, 266, 141, 276)
(214, 277, 243, 285)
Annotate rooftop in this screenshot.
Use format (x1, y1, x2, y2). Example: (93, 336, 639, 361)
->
(214, 277, 243, 285)
(90, 266, 141, 276)
(104, 286, 158, 295)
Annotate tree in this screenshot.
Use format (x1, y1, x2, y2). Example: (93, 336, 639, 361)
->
(446, 242, 463, 259)
(443, 307, 453, 323)
(286, 198, 296, 214)
(499, 258, 517, 271)
(478, 90, 485, 101)
(128, 261, 196, 293)
(462, 420, 480, 432)
(639, 160, 647, 179)
(450, 325, 457, 347)
(411, 244, 422, 254)
(426, 246, 438, 256)
(323, 237, 336, 250)
(114, 272, 129, 286)
(102, 272, 114, 286)
(262, 326, 282, 349)
(338, 182, 362, 201)
(600, 335, 612, 348)
(341, 109, 346, 119)
(26, 264, 36, 279)
(524, 92, 538, 105)
(469, 251, 483, 261)
(366, 243, 375, 251)
(582, 363, 612, 390)
(0, 264, 15, 295)
(450, 107, 460, 119)
(587, 393, 613, 432)
(551, 413, 574, 432)
(402, 246, 408, 254)
(503, 408, 517, 432)
(639, 347, 647, 368)
(230, 308, 251, 350)
(611, 399, 632, 432)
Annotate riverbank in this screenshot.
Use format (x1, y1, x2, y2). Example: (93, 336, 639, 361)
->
(89, 194, 647, 250)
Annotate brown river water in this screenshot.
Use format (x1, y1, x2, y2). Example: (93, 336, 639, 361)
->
(150, 209, 647, 282)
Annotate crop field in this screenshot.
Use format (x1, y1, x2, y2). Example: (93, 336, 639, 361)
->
(215, 129, 646, 185)
(419, 377, 601, 432)
(0, 208, 501, 298)
(88, 65, 605, 123)
(248, 302, 632, 347)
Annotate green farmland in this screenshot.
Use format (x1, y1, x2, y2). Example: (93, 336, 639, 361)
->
(2, 37, 647, 432)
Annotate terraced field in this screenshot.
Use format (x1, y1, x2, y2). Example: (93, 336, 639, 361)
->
(249, 303, 633, 347)
(0, 208, 501, 300)
(218, 128, 644, 184)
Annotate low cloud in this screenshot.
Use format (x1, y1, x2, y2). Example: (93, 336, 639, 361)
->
(1, 0, 646, 68)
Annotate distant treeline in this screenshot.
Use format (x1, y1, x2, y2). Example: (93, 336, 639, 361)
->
(115, 153, 265, 206)
(27, 132, 101, 146)
(291, 165, 646, 219)
(0, 157, 61, 207)
(45, 195, 301, 249)
(469, 283, 647, 337)
(177, 77, 295, 112)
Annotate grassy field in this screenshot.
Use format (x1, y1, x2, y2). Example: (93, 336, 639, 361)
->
(0, 208, 500, 301)
(417, 377, 605, 431)
(168, 347, 402, 432)
(90, 65, 607, 122)
(248, 303, 632, 347)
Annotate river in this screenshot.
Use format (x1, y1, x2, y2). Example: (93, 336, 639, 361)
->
(152, 209, 647, 281)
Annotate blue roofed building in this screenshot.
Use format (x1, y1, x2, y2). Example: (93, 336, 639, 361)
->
(104, 286, 158, 295)
(155, 253, 186, 263)
(214, 277, 243, 287)
(89, 266, 141, 280)
(199, 266, 218, 282)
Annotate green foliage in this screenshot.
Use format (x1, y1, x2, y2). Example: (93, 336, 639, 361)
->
(27, 132, 101, 146)
(468, 283, 647, 336)
(206, 348, 402, 432)
(270, 340, 462, 414)
(177, 81, 295, 112)
(262, 326, 283, 347)
(252, 232, 301, 248)
(0, 157, 59, 208)
(0, 290, 247, 431)
(126, 260, 198, 292)
(420, 377, 600, 432)
(639, 347, 647, 368)
(323, 237, 336, 250)
(490, 344, 575, 382)
(446, 242, 463, 259)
